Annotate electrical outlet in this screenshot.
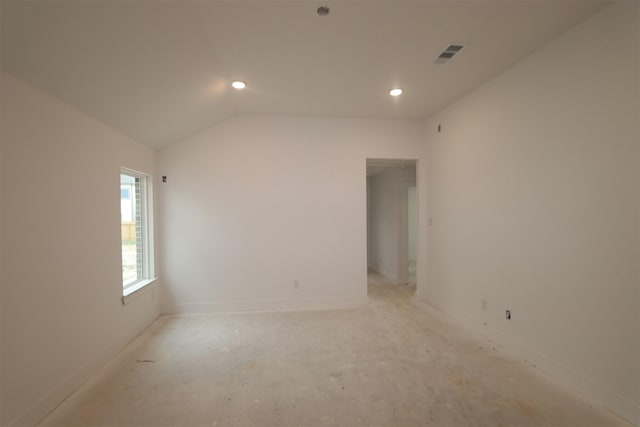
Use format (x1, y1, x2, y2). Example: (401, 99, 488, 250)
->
(505, 310, 511, 320)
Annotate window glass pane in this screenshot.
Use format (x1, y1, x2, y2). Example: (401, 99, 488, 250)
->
(120, 184, 134, 222)
(121, 173, 142, 287)
(120, 168, 154, 294)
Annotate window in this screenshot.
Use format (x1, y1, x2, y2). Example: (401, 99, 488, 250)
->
(120, 168, 155, 297)
(120, 183, 134, 222)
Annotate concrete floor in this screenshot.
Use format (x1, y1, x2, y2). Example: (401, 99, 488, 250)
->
(40, 274, 629, 427)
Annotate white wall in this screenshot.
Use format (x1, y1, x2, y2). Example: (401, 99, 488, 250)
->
(0, 72, 160, 426)
(423, 2, 639, 423)
(368, 169, 402, 283)
(408, 186, 417, 264)
(158, 115, 424, 313)
(366, 176, 373, 269)
(399, 167, 416, 286)
(0, 73, 4, 425)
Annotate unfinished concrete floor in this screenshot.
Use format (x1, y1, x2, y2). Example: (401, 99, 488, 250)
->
(40, 274, 629, 427)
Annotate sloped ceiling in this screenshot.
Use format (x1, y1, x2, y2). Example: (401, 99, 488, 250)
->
(1, 1, 607, 149)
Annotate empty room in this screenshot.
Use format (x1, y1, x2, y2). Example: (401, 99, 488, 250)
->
(1, 1, 638, 426)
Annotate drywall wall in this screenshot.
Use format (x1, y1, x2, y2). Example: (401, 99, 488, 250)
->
(158, 115, 424, 314)
(399, 167, 417, 286)
(408, 186, 417, 264)
(0, 73, 4, 425)
(366, 176, 373, 269)
(368, 169, 402, 283)
(423, 2, 639, 423)
(0, 72, 160, 426)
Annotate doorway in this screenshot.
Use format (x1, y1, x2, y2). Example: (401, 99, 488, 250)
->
(366, 159, 417, 291)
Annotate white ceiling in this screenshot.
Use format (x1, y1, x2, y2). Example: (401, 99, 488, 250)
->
(1, 1, 607, 149)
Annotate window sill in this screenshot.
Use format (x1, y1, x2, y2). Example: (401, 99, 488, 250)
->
(122, 278, 158, 305)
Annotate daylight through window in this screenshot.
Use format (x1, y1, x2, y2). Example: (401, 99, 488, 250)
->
(120, 169, 154, 293)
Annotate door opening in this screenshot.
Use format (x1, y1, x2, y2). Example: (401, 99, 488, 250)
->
(366, 159, 417, 293)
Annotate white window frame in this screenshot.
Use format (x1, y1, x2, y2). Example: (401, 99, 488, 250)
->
(120, 167, 156, 302)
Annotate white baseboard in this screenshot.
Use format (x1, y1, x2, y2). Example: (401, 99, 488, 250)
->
(413, 296, 639, 426)
(170, 296, 370, 315)
(7, 316, 159, 427)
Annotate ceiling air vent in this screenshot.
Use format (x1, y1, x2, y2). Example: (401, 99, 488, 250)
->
(434, 44, 464, 65)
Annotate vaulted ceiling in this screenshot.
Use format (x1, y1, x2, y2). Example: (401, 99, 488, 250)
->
(1, 1, 607, 149)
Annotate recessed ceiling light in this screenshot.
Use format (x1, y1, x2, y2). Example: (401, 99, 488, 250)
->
(389, 88, 403, 97)
(231, 81, 246, 89)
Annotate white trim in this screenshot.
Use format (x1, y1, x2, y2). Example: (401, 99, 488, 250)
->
(122, 278, 158, 305)
(120, 167, 155, 295)
(170, 296, 370, 315)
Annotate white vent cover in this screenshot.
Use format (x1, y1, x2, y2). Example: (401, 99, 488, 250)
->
(434, 44, 464, 64)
